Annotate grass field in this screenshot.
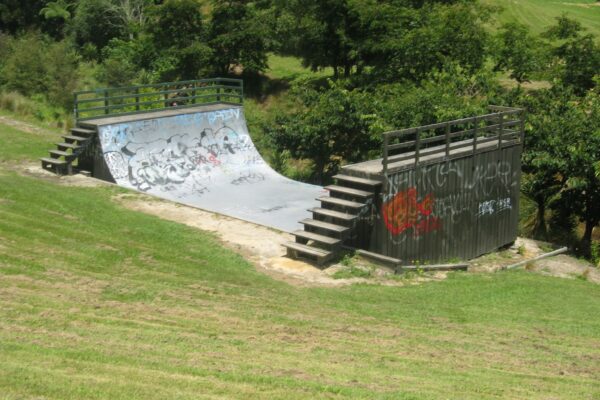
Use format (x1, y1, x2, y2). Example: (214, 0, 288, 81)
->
(483, 0, 600, 36)
(1, 119, 600, 399)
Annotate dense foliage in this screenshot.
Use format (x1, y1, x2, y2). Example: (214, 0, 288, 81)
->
(0, 0, 598, 257)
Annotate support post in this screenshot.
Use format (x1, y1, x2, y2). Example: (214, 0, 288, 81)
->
(445, 123, 450, 159)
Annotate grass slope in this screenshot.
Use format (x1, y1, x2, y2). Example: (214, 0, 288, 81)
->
(483, 0, 600, 36)
(1, 121, 600, 399)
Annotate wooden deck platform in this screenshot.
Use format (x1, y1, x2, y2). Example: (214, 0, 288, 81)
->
(342, 137, 520, 180)
(79, 103, 240, 128)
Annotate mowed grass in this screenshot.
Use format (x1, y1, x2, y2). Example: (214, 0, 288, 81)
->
(484, 0, 600, 36)
(1, 121, 600, 399)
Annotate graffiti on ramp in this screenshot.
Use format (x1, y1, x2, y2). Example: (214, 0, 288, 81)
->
(97, 106, 324, 232)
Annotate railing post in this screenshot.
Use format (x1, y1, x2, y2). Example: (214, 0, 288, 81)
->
(104, 90, 109, 115)
(415, 128, 421, 165)
(240, 80, 244, 104)
(73, 93, 79, 121)
(445, 123, 450, 159)
(216, 82, 221, 103)
(498, 113, 504, 148)
(382, 133, 389, 177)
(192, 83, 196, 105)
(135, 87, 140, 111)
(472, 116, 478, 154)
(519, 110, 525, 144)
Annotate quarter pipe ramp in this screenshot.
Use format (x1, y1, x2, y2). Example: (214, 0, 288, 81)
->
(93, 104, 324, 232)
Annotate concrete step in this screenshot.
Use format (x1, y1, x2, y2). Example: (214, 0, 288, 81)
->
(300, 218, 349, 234)
(56, 142, 81, 150)
(310, 207, 357, 222)
(283, 241, 333, 265)
(50, 150, 76, 159)
(325, 185, 373, 199)
(317, 196, 365, 210)
(293, 230, 341, 246)
(333, 174, 382, 187)
(62, 135, 89, 143)
(71, 127, 95, 137)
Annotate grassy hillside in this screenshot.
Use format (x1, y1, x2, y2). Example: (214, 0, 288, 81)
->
(483, 0, 600, 36)
(1, 120, 599, 399)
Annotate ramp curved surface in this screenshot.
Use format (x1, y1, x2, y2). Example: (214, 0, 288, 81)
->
(96, 105, 324, 232)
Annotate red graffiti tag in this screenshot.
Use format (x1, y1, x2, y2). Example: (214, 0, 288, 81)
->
(382, 188, 441, 236)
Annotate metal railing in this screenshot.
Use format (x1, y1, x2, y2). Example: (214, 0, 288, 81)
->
(382, 106, 524, 175)
(74, 78, 243, 121)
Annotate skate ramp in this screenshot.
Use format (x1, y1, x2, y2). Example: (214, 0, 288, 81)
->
(95, 105, 324, 232)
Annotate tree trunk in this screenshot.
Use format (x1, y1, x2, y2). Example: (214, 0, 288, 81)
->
(581, 219, 596, 257)
(344, 63, 351, 77)
(533, 199, 547, 239)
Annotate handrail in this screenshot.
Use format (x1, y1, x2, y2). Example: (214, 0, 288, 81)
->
(381, 106, 524, 176)
(73, 77, 243, 121)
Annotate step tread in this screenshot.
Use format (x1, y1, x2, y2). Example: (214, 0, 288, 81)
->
(300, 218, 348, 233)
(71, 127, 95, 136)
(284, 241, 331, 257)
(49, 150, 74, 157)
(317, 196, 365, 209)
(310, 207, 357, 221)
(325, 185, 373, 198)
(56, 142, 81, 149)
(40, 157, 67, 165)
(62, 134, 89, 142)
(293, 230, 341, 245)
(333, 174, 382, 186)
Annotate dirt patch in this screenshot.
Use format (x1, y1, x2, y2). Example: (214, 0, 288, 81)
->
(470, 237, 598, 283)
(16, 162, 112, 188)
(114, 194, 365, 287)
(0, 116, 59, 137)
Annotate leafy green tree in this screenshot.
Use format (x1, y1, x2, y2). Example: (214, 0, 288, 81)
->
(266, 81, 379, 183)
(493, 22, 545, 84)
(146, 0, 212, 81)
(69, 0, 126, 57)
(520, 86, 600, 254)
(39, 1, 73, 22)
(0, 33, 79, 109)
(208, 0, 270, 75)
(544, 15, 600, 95)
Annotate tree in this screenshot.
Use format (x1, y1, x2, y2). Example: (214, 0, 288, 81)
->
(266, 81, 378, 183)
(520, 86, 600, 255)
(146, 0, 212, 81)
(544, 15, 600, 95)
(208, 0, 270, 75)
(69, 0, 126, 56)
(493, 22, 545, 84)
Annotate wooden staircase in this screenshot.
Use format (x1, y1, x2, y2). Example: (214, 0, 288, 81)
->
(284, 174, 382, 265)
(40, 126, 96, 175)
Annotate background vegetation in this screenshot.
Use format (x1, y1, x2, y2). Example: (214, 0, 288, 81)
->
(0, 0, 598, 259)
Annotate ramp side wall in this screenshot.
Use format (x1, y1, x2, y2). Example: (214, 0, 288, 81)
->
(369, 144, 522, 263)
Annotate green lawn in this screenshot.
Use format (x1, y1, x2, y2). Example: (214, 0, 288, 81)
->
(1, 121, 600, 399)
(484, 0, 600, 36)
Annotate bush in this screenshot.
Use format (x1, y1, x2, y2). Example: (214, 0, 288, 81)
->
(0, 32, 79, 110)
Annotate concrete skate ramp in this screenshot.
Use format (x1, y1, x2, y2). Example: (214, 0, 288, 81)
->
(95, 105, 324, 232)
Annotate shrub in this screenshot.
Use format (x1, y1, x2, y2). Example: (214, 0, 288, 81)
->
(0, 32, 79, 110)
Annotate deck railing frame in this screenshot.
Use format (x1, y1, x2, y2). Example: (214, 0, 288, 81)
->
(381, 106, 524, 176)
(74, 78, 243, 122)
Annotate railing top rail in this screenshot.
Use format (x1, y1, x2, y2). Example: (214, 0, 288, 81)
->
(383, 106, 523, 138)
(74, 77, 242, 96)
(74, 78, 244, 121)
(380, 105, 524, 176)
